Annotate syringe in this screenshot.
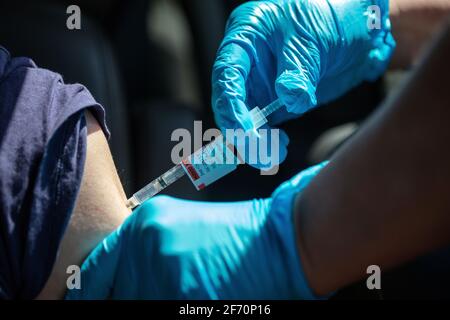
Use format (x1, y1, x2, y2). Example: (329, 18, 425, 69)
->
(126, 99, 284, 209)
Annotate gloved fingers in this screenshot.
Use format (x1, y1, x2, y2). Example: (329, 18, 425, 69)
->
(275, 46, 319, 115)
(256, 126, 289, 171)
(266, 105, 301, 126)
(65, 225, 124, 299)
(212, 42, 254, 132)
(232, 123, 289, 170)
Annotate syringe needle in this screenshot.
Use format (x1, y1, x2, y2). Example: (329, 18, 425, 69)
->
(126, 164, 185, 209)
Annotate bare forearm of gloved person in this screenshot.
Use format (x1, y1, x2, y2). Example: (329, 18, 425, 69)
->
(294, 23, 450, 296)
(390, 0, 450, 68)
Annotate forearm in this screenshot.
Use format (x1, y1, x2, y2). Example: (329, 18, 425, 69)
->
(390, 0, 450, 68)
(295, 22, 450, 296)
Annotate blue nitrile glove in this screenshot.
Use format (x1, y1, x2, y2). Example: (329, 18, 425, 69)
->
(212, 0, 395, 168)
(65, 162, 328, 300)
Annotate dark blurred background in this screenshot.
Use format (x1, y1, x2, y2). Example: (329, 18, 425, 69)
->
(1, 0, 449, 299)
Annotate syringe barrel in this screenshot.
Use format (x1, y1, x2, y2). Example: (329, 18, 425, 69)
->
(126, 99, 284, 209)
(128, 164, 185, 209)
(180, 135, 242, 190)
(249, 99, 283, 129)
(249, 106, 266, 129)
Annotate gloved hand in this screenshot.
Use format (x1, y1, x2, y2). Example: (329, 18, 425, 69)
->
(212, 0, 395, 168)
(65, 162, 328, 300)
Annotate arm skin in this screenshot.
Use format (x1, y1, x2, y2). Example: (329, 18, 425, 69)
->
(390, 0, 450, 68)
(32, 1, 450, 299)
(36, 111, 131, 299)
(295, 21, 450, 296)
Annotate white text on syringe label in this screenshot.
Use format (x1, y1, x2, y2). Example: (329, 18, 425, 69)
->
(181, 135, 243, 190)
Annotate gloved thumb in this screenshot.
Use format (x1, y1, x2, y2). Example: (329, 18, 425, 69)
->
(232, 123, 290, 170)
(275, 67, 318, 115)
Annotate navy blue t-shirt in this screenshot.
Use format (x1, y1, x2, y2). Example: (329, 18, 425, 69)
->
(0, 47, 110, 299)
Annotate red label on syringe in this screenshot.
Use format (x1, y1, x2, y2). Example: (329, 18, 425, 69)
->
(180, 135, 243, 190)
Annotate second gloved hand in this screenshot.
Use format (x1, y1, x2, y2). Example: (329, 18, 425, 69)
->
(65, 162, 327, 300)
(212, 0, 395, 169)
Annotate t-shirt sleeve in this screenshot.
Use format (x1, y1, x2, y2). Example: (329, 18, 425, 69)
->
(0, 47, 110, 299)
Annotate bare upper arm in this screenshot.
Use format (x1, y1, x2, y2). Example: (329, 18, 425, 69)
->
(36, 110, 131, 299)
